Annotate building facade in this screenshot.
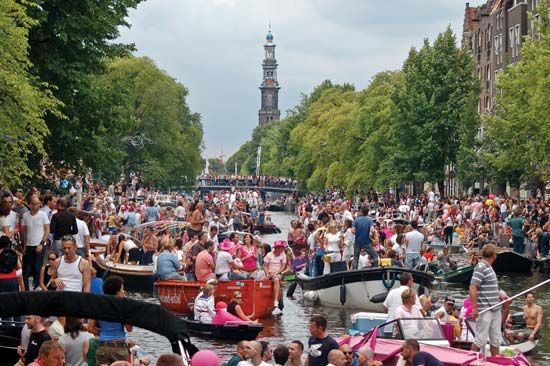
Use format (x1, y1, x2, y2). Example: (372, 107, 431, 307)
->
(463, 0, 545, 118)
(258, 29, 281, 126)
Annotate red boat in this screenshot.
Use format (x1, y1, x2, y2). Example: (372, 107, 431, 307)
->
(155, 279, 276, 318)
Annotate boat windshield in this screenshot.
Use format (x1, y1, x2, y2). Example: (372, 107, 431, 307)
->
(380, 318, 447, 341)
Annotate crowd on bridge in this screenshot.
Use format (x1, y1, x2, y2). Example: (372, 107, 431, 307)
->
(197, 174, 298, 190)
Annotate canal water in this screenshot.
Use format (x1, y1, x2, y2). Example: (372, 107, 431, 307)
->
(131, 212, 550, 365)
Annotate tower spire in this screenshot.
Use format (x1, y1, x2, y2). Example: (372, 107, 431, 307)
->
(258, 26, 280, 126)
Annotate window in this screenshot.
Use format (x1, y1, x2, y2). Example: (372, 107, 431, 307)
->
(509, 27, 515, 57)
(494, 36, 499, 55)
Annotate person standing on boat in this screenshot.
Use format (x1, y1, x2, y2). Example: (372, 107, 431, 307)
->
(263, 240, 290, 309)
(306, 315, 339, 366)
(469, 243, 502, 356)
(88, 276, 133, 366)
(145, 199, 159, 223)
(141, 226, 158, 265)
(189, 201, 205, 237)
(51, 236, 91, 292)
(352, 205, 378, 269)
(507, 208, 526, 254)
(322, 221, 343, 274)
(404, 221, 424, 270)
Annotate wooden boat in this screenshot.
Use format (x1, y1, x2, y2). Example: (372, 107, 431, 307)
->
(535, 257, 550, 274)
(92, 255, 154, 293)
(492, 250, 534, 273)
(155, 279, 276, 318)
(297, 267, 435, 311)
(182, 318, 263, 340)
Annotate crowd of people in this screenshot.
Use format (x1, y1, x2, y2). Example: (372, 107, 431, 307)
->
(197, 175, 298, 190)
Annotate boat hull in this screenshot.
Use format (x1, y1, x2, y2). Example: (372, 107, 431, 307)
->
(252, 224, 281, 234)
(155, 279, 276, 318)
(442, 265, 475, 284)
(183, 319, 263, 340)
(92, 257, 154, 294)
(0, 322, 21, 366)
(297, 267, 434, 311)
(492, 251, 533, 273)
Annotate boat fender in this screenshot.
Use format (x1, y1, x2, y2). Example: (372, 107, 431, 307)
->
(340, 283, 346, 306)
(303, 291, 318, 302)
(381, 269, 397, 289)
(370, 292, 388, 304)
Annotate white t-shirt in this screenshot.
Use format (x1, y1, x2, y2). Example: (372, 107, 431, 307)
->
(0, 210, 17, 231)
(405, 230, 424, 254)
(325, 232, 341, 253)
(237, 361, 271, 366)
(383, 286, 422, 323)
(215, 250, 233, 275)
(358, 253, 370, 269)
(22, 210, 50, 246)
(392, 305, 424, 336)
(74, 218, 90, 249)
(175, 205, 186, 219)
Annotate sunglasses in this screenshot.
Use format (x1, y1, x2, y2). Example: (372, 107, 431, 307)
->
(343, 351, 353, 355)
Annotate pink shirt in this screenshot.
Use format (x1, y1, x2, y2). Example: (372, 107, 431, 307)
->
(263, 252, 287, 275)
(240, 245, 257, 270)
(212, 309, 248, 325)
(195, 250, 214, 281)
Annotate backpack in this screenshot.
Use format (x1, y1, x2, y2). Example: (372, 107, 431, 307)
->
(0, 249, 18, 274)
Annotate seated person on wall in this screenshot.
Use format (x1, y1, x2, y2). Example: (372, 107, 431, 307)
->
(505, 292, 543, 343)
(194, 283, 216, 324)
(155, 242, 186, 281)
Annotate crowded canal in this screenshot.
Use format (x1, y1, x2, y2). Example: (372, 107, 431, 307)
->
(130, 211, 550, 365)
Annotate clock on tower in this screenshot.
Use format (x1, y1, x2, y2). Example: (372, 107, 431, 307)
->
(258, 27, 281, 126)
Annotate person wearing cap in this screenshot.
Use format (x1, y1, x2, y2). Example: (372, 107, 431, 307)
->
(434, 296, 455, 321)
(263, 240, 290, 309)
(211, 301, 250, 325)
(215, 239, 246, 281)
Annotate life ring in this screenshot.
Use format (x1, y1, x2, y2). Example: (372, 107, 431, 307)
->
(381, 269, 397, 289)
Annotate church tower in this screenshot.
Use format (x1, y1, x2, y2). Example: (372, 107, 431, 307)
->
(258, 27, 281, 126)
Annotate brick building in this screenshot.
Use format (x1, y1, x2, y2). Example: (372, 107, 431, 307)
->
(463, 0, 545, 119)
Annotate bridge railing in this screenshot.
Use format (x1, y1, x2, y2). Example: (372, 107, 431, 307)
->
(197, 177, 297, 191)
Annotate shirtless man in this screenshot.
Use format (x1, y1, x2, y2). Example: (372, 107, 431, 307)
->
(189, 201, 205, 237)
(142, 227, 158, 265)
(506, 292, 543, 342)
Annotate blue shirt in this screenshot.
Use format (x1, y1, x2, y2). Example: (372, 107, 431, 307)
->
(155, 251, 181, 278)
(145, 207, 159, 222)
(353, 215, 373, 246)
(98, 320, 125, 341)
(91, 277, 103, 294)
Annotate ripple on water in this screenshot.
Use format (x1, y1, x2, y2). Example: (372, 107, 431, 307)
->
(129, 211, 550, 365)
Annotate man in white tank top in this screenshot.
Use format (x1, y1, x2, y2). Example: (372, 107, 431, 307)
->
(51, 236, 91, 292)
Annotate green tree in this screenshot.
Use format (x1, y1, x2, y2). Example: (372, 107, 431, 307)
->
(207, 158, 225, 175)
(394, 27, 479, 195)
(0, 0, 60, 187)
(95, 57, 203, 188)
(484, 6, 550, 194)
(26, 0, 142, 171)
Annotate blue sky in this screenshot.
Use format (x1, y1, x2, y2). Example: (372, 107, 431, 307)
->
(118, 0, 485, 158)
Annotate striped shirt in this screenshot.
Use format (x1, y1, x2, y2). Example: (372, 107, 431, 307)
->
(470, 260, 500, 311)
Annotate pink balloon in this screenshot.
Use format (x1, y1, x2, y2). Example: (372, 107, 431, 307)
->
(191, 350, 220, 366)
